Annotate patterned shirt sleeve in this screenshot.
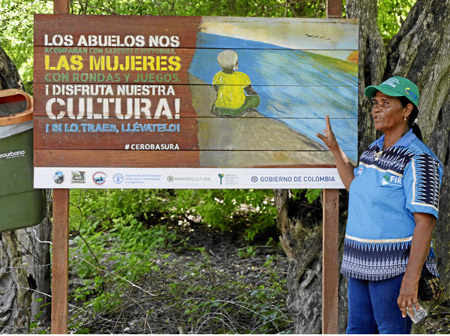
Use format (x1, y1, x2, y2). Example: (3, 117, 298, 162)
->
(404, 153, 442, 218)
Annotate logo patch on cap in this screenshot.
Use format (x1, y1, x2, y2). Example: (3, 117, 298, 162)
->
(405, 88, 418, 101)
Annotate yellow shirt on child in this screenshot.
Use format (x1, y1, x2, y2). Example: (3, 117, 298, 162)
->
(213, 71, 251, 109)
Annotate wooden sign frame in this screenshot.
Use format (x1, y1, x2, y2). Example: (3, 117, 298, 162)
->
(45, 0, 347, 333)
(33, 11, 358, 190)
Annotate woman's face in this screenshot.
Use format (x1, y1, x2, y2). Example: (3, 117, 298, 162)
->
(371, 91, 409, 133)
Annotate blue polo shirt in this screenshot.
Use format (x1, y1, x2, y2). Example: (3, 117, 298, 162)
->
(341, 130, 443, 281)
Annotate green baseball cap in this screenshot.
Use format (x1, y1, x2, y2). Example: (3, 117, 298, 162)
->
(364, 76, 420, 108)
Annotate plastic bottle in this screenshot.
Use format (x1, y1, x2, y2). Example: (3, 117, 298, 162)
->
(407, 304, 427, 324)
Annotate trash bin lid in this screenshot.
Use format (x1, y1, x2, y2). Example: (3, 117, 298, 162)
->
(0, 89, 33, 126)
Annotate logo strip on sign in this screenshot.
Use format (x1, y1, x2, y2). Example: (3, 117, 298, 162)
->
(34, 167, 345, 189)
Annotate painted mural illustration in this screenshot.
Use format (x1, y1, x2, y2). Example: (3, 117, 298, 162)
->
(188, 18, 358, 168)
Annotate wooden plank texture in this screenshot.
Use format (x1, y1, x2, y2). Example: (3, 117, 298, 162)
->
(33, 149, 358, 168)
(33, 49, 357, 85)
(32, 84, 358, 118)
(34, 15, 358, 50)
(34, 15, 202, 48)
(33, 117, 356, 151)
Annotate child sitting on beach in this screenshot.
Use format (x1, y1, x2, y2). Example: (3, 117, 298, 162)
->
(212, 50, 260, 117)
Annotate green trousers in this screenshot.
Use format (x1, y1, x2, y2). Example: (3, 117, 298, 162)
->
(212, 95, 260, 117)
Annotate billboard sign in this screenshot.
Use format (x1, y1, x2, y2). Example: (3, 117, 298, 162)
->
(33, 15, 358, 189)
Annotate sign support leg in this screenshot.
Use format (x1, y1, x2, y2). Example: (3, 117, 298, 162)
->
(50, 2, 70, 334)
(323, 1, 343, 332)
(54, 0, 69, 14)
(322, 189, 339, 334)
(51, 189, 69, 334)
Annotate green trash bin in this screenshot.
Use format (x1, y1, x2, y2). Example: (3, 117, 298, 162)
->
(0, 89, 45, 232)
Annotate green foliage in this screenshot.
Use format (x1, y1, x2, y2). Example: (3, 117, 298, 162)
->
(175, 189, 276, 241)
(0, 0, 53, 92)
(29, 300, 51, 334)
(291, 189, 322, 204)
(67, 188, 292, 333)
(377, 0, 416, 42)
(163, 250, 291, 334)
(70, 188, 277, 242)
(288, 0, 327, 18)
(70, 0, 292, 17)
(70, 189, 173, 233)
(69, 189, 183, 314)
(237, 245, 257, 258)
(178, 286, 291, 333)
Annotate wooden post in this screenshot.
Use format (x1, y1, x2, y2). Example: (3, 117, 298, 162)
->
(50, 3, 70, 334)
(326, 0, 342, 18)
(323, 2, 342, 334)
(322, 189, 339, 334)
(51, 189, 70, 334)
(54, 0, 69, 15)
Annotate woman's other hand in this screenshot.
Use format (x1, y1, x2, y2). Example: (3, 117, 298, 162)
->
(397, 275, 420, 318)
(398, 212, 436, 318)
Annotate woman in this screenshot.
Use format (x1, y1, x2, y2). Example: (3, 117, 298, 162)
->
(317, 76, 443, 334)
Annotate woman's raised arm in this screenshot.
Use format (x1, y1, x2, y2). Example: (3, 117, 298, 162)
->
(316, 115, 355, 191)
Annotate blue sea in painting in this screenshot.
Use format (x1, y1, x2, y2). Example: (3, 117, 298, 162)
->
(188, 33, 358, 161)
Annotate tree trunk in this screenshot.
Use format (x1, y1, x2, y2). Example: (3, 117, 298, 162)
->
(276, 0, 450, 333)
(275, 189, 349, 333)
(0, 232, 32, 333)
(0, 46, 52, 332)
(0, 48, 23, 90)
(383, 1, 450, 332)
(19, 217, 53, 327)
(275, 189, 322, 334)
